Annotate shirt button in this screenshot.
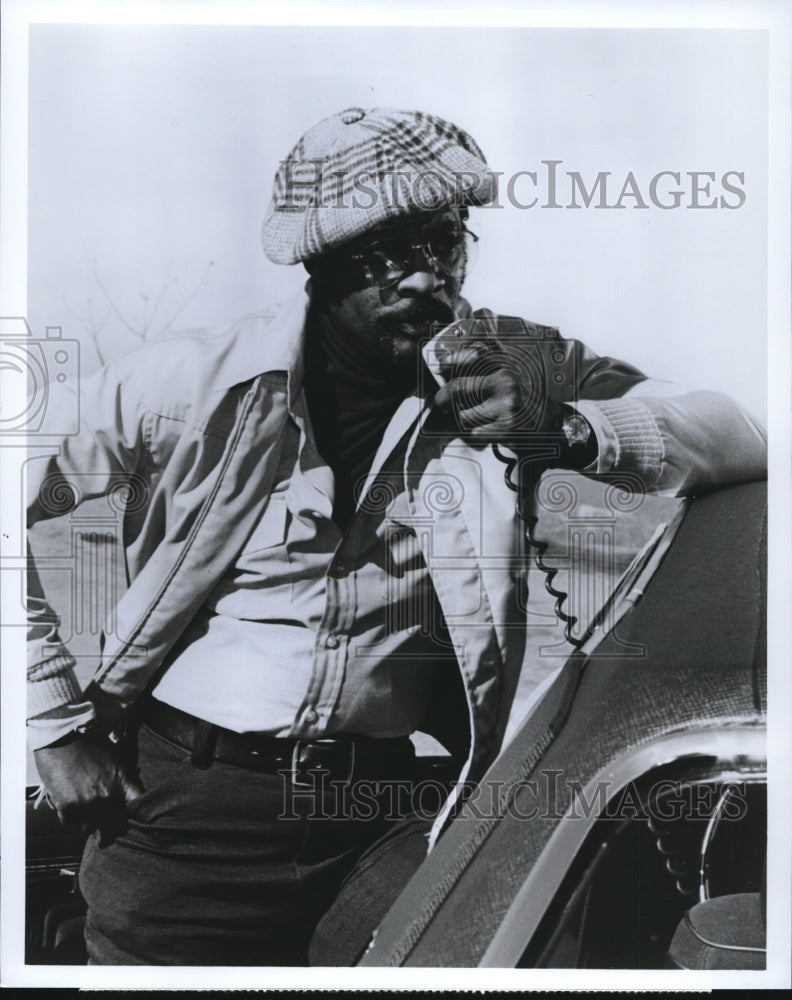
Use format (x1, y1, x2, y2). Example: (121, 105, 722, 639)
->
(304, 708, 319, 724)
(325, 634, 340, 649)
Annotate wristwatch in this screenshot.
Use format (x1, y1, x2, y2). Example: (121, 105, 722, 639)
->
(561, 410, 592, 448)
(560, 408, 597, 468)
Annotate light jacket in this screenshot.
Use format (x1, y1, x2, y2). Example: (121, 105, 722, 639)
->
(27, 293, 768, 813)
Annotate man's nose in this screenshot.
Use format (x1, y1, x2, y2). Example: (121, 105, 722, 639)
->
(396, 267, 445, 296)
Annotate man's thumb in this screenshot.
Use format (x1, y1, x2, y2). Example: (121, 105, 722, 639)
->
(121, 770, 145, 803)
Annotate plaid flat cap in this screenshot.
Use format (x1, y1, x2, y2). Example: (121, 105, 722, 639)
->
(261, 107, 496, 265)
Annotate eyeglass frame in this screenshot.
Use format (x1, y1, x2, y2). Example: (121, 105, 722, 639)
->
(304, 208, 478, 293)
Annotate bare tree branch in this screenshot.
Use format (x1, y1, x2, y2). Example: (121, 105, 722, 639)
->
(63, 294, 111, 366)
(89, 259, 146, 340)
(75, 257, 215, 355)
(148, 260, 175, 329)
(157, 260, 215, 338)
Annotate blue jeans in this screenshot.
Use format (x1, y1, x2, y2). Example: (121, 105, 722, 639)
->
(79, 723, 411, 965)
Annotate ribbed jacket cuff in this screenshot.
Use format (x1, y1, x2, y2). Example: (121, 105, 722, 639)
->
(576, 397, 664, 488)
(27, 658, 84, 717)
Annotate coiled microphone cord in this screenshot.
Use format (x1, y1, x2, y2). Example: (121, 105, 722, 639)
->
(493, 443, 583, 648)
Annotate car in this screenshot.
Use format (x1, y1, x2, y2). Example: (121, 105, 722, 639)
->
(25, 479, 767, 970)
(316, 478, 768, 969)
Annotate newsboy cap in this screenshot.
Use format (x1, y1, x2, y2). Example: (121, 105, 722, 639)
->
(261, 107, 496, 265)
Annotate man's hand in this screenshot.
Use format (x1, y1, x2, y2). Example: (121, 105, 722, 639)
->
(429, 329, 563, 445)
(34, 736, 144, 835)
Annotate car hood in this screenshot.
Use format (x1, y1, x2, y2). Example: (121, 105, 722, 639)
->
(361, 479, 767, 967)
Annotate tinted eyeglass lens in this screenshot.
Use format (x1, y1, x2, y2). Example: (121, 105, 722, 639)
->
(359, 228, 469, 288)
(305, 219, 475, 293)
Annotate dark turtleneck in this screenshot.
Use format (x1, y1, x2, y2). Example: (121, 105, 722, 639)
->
(302, 300, 432, 528)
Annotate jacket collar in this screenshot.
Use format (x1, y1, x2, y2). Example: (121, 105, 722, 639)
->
(211, 292, 310, 409)
(211, 290, 473, 417)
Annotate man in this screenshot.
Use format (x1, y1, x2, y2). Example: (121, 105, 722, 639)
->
(27, 107, 767, 966)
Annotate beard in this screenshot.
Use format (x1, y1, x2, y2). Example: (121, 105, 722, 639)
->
(373, 296, 458, 379)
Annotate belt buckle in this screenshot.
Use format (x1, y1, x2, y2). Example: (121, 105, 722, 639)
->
(290, 737, 355, 789)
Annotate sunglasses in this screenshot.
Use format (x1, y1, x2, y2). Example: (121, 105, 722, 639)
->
(306, 213, 478, 292)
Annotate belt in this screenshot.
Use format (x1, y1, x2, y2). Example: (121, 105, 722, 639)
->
(142, 699, 416, 787)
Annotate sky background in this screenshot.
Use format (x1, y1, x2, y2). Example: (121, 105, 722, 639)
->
(26, 24, 768, 421)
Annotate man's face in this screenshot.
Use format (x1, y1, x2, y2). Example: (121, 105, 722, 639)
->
(308, 208, 470, 378)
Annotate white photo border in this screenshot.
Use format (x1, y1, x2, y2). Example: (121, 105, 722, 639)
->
(1, 0, 789, 990)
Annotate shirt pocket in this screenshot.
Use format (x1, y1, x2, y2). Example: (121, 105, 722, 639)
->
(243, 493, 289, 554)
(206, 494, 294, 616)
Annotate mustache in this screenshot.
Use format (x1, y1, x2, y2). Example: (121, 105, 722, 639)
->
(380, 298, 457, 329)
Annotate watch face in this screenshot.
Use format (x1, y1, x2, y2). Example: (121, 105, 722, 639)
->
(564, 413, 591, 446)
